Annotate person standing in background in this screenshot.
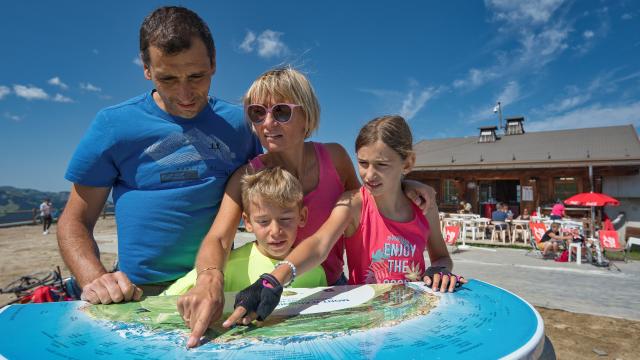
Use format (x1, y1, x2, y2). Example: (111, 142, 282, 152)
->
(40, 198, 53, 235)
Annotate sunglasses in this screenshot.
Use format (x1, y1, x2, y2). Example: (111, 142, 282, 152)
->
(246, 103, 302, 124)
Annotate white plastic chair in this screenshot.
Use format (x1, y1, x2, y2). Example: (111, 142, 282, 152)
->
(490, 221, 510, 244)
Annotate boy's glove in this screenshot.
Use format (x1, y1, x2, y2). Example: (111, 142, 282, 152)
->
(233, 273, 283, 321)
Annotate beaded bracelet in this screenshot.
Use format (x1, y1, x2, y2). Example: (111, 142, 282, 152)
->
(274, 260, 296, 287)
(196, 266, 224, 280)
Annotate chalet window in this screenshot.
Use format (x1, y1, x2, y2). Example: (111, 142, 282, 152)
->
(553, 177, 577, 201)
(443, 179, 459, 205)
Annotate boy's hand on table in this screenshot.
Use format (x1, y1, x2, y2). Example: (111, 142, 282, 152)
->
(222, 274, 283, 328)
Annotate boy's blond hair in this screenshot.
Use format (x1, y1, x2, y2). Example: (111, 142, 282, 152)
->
(243, 66, 320, 139)
(241, 167, 304, 214)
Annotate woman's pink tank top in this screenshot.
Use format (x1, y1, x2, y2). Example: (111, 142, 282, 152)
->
(345, 186, 430, 285)
(248, 142, 345, 284)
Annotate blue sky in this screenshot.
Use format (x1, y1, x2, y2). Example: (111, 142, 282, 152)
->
(1, 1, 639, 192)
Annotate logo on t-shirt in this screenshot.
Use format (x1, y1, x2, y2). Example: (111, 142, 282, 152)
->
(365, 235, 423, 284)
(143, 128, 236, 167)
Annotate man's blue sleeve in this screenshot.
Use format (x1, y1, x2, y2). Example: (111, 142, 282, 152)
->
(65, 111, 119, 187)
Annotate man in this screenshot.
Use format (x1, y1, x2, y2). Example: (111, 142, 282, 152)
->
(57, 6, 261, 304)
(491, 202, 510, 231)
(40, 198, 53, 235)
(491, 202, 509, 222)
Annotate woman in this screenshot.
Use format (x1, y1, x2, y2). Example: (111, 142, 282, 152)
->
(178, 67, 437, 348)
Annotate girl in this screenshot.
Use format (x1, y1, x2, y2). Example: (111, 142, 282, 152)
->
(224, 115, 465, 327)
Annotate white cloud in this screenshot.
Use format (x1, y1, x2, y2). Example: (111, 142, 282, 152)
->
(400, 87, 437, 120)
(538, 70, 640, 116)
(132, 56, 143, 67)
(528, 101, 640, 132)
(453, 68, 500, 89)
(80, 82, 102, 92)
(3, 112, 21, 122)
(92, 49, 99, 55)
(583, 30, 595, 39)
(548, 94, 591, 113)
(239, 29, 289, 58)
(454, 1, 571, 91)
(239, 31, 257, 53)
(52, 93, 73, 103)
(496, 81, 520, 105)
(256, 30, 289, 58)
(0, 85, 10, 99)
(621, 13, 633, 20)
(13, 85, 49, 100)
(361, 82, 439, 121)
(517, 25, 569, 65)
(485, 0, 566, 25)
(47, 76, 68, 89)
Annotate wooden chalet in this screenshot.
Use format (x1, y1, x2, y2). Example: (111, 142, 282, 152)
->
(409, 118, 640, 218)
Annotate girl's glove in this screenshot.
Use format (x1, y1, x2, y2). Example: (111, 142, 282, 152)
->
(423, 266, 465, 291)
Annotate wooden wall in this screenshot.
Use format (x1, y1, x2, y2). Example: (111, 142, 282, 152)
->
(408, 165, 636, 214)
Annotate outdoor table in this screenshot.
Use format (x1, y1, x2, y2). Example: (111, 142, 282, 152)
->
(0, 281, 546, 359)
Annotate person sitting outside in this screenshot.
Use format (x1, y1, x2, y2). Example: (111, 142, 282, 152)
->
(550, 200, 566, 220)
(517, 207, 531, 220)
(540, 222, 573, 257)
(491, 203, 511, 230)
(164, 167, 326, 297)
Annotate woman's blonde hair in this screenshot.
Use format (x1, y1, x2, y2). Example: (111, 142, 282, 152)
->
(240, 167, 304, 215)
(243, 66, 320, 139)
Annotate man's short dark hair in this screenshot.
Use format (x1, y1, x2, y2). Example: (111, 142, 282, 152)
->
(140, 6, 215, 66)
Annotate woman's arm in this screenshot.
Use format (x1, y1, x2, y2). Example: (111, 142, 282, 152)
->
(178, 165, 249, 348)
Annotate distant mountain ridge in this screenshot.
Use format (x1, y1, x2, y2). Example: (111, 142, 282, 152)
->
(0, 186, 70, 219)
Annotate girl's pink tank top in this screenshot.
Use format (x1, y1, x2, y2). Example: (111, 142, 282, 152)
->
(345, 186, 430, 285)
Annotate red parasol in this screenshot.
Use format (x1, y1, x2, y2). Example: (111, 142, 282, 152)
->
(564, 192, 619, 207)
(564, 192, 619, 251)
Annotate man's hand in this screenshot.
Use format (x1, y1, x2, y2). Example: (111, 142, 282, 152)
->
(422, 266, 467, 293)
(80, 271, 142, 304)
(177, 276, 225, 348)
(222, 274, 283, 328)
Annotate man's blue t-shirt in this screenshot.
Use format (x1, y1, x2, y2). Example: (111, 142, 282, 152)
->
(65, 91, 262, 284)
(492, 209, 508, 222)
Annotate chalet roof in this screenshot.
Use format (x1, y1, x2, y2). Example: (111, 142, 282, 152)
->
(413, 125, 640, 171)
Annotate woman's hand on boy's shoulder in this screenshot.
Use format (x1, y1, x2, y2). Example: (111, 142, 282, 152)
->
(177, 277, 225, 348)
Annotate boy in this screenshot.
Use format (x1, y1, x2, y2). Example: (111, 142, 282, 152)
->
(163, 167, 327, 295)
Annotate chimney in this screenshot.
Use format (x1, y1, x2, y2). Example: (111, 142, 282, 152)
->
(478, 126, 499, 143)
(505, 116, 525, 135)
